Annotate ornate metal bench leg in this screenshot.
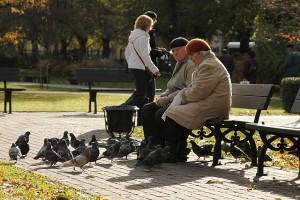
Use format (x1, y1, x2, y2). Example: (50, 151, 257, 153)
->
(213, 137, 222, 166)
(249, 138, 257, 166)
(256, 145, 267, 176)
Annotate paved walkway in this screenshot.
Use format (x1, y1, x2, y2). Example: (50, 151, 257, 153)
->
(0, 112, 300, 200)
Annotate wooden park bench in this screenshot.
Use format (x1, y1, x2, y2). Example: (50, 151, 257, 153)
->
(190, 83, 275, 167)
(246, 88, 300, 176)
(76, 68, 161, 114)
(0, 68, 26, 113)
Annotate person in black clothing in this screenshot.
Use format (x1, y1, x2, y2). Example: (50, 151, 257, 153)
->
(219, 48, 235, 78)
(144, 11, 167, 102)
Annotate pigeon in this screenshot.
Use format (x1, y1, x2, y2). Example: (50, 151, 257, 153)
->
(48, 138, 59, 147)
(43, 143, 62, 166)
(89, 134, 98, 146)
(157, 145, 171, 164)
(230, 143, 251, 162)
(135, 145, 163, 170)
(136, 140, 147, 160)
(190, 141, 213, 160)
(34, 138, 49, 160)
(98, 141, 121, 164)
(9, 143, 20, 161)
(69, 133, 80, 149)
(62, 147, 91, 171)
(108, 141, 121, 163)
(117, 140, 135, 159)
(52, 139, 62, 153)
(257, 146, 272, 162)
(61, 131, 70, 146)
(236, 141, 252, 158)
(57, 139, 73, 162)
(221, 142, 231, 155)
(138, 136, 155, 161)
(18, 137, 30, 157)
(15, 131, 30, 146)
(72, 139, 86, 157)
(89, 142, 100, 164)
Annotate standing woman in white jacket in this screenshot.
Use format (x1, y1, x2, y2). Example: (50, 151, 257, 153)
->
(124, 15, 161, 125)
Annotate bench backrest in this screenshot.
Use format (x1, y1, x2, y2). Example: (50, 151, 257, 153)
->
(231, 83, 275, 123)
(76, 68, 132, 83)
(0, 68, 20, 88)
(290, 88, 300, 114)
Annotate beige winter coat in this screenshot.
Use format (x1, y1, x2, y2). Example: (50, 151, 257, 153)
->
(166, 51, 232, 130)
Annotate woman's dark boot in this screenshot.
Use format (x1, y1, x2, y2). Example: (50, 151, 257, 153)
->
(164, 141, 178, 163)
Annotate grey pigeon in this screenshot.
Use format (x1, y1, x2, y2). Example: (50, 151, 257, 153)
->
(61, 131, 69, 146)
(15, 131, 30, 146)
(34, 138, 49, 160)
(257, 146, 272, 162)
(57, 139, 73, 162)
(138, 136, 155, 161)
(72, 139, 86, 157)
(136, 140, 147, 160)
(69, 133, 80, 149)
(62, 147, 91, 171)
(157, 145, 171, 164)
(89, 134, 98, 146)
(18, 137, 30, 157)
(108, 141, 121, 163)
(117, 140, 135, 159)
(9, 143, 20, 161)
(236, 141, 252, 158)
(190, 141, 213, 160)
(135, 146, 163, 170)
(44, 143, 62, 166)
(89, 142, 100, 164)
(52, 139, 62, 153)
(98, 141, 121, 164)
(221, 142, 231, 155)
(230, 143, 251, 162)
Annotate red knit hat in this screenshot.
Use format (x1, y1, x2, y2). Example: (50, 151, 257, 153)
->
(186, 38, 211, 54)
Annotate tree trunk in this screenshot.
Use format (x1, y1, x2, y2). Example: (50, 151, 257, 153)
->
(102, 36, 110, 59)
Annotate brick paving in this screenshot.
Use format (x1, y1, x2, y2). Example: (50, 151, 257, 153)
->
(0, 112, 299, 200)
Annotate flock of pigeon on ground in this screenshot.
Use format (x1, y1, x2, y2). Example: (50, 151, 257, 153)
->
(8, 131, 299, 171)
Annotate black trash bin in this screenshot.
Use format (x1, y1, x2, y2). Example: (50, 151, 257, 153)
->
(102, 105, 139, 138)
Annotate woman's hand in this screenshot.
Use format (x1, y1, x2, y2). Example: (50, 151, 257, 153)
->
(154, 71, 161, 77)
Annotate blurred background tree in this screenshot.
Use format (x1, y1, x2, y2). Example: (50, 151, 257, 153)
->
(0, 0, 299, 84)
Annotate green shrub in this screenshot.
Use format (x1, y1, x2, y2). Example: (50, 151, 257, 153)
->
(281, 77, 300, 112)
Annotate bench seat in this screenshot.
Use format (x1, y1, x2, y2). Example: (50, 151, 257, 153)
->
(245, 88, 300, 176)
(190, 83, 275, 166)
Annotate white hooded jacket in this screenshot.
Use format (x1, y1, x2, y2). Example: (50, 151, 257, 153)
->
(125, 29, 159, 74)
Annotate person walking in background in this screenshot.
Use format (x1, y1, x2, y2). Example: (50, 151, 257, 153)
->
(124, 15, 161, 125)
(283, 43, 299, 77)
(142, 37, 195, 147)
(242, 50, 258, 84)
(163, 38, 232, 163)
(219, 48, 235, 78)
(144, 11, 167, 102)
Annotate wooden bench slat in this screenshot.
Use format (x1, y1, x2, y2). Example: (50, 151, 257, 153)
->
(232, 95, 272, 110)
(246, 123, 300, 136)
